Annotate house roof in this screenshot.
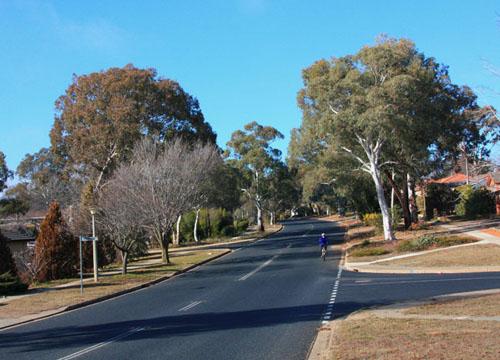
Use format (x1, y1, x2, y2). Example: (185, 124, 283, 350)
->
(1, 229, 36, 242)
(430, 173, 468, 184)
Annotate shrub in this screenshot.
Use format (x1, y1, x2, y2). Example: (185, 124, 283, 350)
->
(0, 230, 17, 275)
(350, 247, 390, 257)
(234, 219, 249, 233)
(363, 213, 383, 235)
(391, 206, 403, 229)
(35, 201, 78, 282)
(0, 271, 28, 296)
(455, 185, 495, 219)
(397, 235, 438, 252)
(425, 183, 458, 219)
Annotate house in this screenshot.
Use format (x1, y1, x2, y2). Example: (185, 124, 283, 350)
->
(1, 227, 36, 255)
(428, 172, 500, 215)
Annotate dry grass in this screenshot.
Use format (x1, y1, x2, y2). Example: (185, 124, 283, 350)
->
(404, 293, 500, 317)
(0, 249, 227, 319)
(383, 244, 500, 267)
(330, 315, 500, 360)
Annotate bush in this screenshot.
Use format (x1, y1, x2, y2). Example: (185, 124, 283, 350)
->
(455, 185, 495, 219)
(391, 206, 403, 229)
(363, 213, 383, 235)
(397, 235, 438, 252)
(350, 247, 390, 257)
(0, 272, 28, 296)
(425, 183, 458, 219)
(0, 230, 17, 275)
(234, 219, 249, 233)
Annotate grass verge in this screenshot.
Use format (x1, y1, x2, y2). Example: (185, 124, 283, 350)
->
(329, 293, 500, 360)
(381, 244, 500, 267)
(348, 235, 478, 258)
(0, 249, 227, 320)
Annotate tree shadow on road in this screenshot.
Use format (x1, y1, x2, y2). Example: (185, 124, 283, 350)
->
(0, 301, 380, 354)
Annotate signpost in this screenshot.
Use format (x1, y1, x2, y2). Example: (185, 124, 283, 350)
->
(79, 236, 98, 294)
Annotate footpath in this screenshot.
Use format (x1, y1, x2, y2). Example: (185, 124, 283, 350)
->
(0, 225, 282, 330)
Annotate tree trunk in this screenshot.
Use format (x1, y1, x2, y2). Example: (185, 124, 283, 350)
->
(121, 250, 129, 275)
(408, 174, 418, 223)
(161, 232, 170, 263)
(174, 214, 181, 246)
(401, 175, 411, 229)
(194, 208, 200, 242)
(256, 205, 264, 232)
(370, 165, 395, 241)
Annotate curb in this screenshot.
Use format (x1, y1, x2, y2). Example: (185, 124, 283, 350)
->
(343, 264, 500, 274)
(0, 249, 231, 331)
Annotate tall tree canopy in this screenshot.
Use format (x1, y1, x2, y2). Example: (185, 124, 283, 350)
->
(293, 37, 484, 240)
(50, 64, 216, 193)
(0, 151, 11, 193)
(226, 121, 284, 231)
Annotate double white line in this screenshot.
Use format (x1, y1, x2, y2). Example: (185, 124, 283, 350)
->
(56, 327, 145, 360)
(178, 300, 203, 312)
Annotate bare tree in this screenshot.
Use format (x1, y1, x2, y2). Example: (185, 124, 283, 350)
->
(14, 246, 48, 284)
(118, 139, 221, 263)
(98, 172, 148, 274)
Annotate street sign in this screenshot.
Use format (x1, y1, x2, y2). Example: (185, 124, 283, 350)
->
(80, 236, 98, 242)
(79, 236, 99, 294)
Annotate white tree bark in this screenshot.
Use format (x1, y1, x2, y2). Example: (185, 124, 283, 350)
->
(343, 134, 395, 241)
(193, 208, 201, 242)
(174, 214, 182, 245)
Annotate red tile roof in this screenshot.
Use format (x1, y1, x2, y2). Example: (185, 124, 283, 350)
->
(430, 173, 468, 184)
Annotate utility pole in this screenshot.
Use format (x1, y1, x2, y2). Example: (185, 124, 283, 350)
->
(90, 208, 98, 282)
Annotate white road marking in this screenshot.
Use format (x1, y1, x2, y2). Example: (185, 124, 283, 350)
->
(178, 301, 203, 312)
(238, 243, 291, 281)
(56, 327, 145, 360)
(238, 255, 279, 281)
(320, 267, 343, 325)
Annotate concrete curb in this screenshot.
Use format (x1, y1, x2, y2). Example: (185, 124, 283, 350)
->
(0, 249, 231, 331)
(343, 264, 500, 274)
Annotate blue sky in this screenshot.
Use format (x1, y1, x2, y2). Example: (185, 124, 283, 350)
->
(1, 0, 499, 175)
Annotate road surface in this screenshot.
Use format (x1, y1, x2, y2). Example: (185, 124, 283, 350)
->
(0, 218, 499, 360)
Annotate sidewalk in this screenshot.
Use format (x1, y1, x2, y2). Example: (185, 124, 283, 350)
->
(343, 220, 500, 274)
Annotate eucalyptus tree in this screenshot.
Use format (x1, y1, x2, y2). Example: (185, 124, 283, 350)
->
(226, 122, 284, 231)
(296, 37, 482, 240)
(50, 64, 216, 197)
(0, 151, 11, 193)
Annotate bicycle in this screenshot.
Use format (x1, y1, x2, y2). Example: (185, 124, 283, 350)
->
(321, 246, 327, 261)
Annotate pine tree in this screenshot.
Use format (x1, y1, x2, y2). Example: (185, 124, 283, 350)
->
(0, 230, 17, 275)
(35, 201, 78, 281)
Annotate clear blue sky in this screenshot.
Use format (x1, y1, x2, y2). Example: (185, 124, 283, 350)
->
(1, 0, 499, 175)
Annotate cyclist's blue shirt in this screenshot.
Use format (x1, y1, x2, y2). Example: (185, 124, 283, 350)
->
(319, 236, 328, 246)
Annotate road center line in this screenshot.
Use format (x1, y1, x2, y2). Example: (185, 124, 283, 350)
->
(56, 327, 145, 360)
(238, 255, 279, 281)
(179, 301, 203, 312)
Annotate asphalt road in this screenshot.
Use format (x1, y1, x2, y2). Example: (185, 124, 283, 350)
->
(1, 218, 499, 360)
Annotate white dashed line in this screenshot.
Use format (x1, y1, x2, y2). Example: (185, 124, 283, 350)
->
(320, 267, 343, 323)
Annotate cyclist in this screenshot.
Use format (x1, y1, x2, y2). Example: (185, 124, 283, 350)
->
(319, 233, 328, 260)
